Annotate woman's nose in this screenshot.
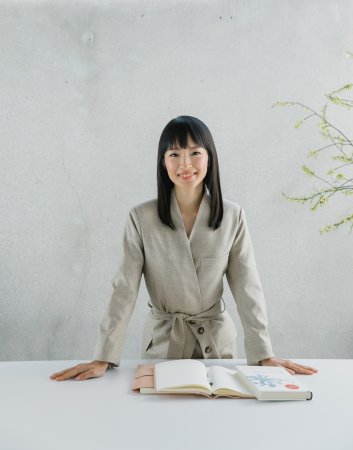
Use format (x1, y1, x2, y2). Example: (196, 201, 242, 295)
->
(179, 155, 192, 167)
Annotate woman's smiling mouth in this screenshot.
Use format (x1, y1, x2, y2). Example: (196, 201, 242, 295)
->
(178, 172, 197, 180)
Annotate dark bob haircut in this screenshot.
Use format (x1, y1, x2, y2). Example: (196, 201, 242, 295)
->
(157, 115, 224, 231)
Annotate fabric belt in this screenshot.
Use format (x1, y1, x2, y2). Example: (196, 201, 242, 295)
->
(147, 297, 226, 359)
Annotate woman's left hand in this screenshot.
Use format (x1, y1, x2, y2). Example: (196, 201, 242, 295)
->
(259, 357, 318, 375)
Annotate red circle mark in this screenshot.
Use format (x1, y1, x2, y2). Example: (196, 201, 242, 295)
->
(285, 384, 300, 390)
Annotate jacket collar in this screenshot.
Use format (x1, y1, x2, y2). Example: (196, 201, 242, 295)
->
(170, 185, 211, 242)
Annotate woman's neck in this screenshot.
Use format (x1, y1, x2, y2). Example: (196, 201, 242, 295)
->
(174, 184, 205, 216)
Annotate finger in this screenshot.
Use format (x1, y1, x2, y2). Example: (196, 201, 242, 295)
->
(282, 360, 318, 374)
(53, 367, 84, 381)
(273, 363, 295, 376)
(295, 364, 318, 372)
(285, 361, 318, 371)
(50, 365, 80, 378)
(75, 369, 96, 381)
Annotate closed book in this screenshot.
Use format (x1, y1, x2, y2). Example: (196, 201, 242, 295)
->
(234, 365, 313, 400)
(132, 359, 313, 401)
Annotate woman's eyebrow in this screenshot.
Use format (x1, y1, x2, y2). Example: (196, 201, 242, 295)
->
(168, 146, 200, 150)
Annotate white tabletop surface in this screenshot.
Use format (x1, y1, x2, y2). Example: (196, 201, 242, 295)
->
(1, 358, 352, 450)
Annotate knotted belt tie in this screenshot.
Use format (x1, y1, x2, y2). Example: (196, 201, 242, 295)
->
(147, 297, 226, 359)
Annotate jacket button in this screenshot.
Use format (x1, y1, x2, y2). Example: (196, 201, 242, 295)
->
(197, 327, 204, 334)
(205, 346, 212, 353)
(189, 320, 196, 325)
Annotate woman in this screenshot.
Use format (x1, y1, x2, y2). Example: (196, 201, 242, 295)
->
(50, 115, 318, 381)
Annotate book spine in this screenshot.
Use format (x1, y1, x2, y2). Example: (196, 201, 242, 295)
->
(235, 371, 261, 399)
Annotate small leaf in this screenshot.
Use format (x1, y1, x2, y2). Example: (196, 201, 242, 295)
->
(272, 101, 292, 108)
(307, 149, 319, 158)
(320, 224, 336, 234)
(302, 165, 315, 176)
(331, 155, 352, 163)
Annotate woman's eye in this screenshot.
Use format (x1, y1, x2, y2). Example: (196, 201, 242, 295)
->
(170, 151, 200, 157)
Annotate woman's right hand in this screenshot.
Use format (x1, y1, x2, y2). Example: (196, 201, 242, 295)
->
(49, 360, 110, 381)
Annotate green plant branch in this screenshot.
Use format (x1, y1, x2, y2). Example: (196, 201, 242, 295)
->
(274, 80, 353, 234)
(325, 177, 353, 201)
(273, 100, 353, 151)
(319, 213, 353, 235)
(283, 184, 353, 203)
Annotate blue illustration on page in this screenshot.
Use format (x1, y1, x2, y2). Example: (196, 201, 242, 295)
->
(247, 374, 284, 388)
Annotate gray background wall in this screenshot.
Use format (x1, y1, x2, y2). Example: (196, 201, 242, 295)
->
(1, 0, 352, 364)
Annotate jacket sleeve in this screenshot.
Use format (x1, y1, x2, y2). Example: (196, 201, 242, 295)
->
(92, 207, 144, 368)
(226, 207, 275, 365)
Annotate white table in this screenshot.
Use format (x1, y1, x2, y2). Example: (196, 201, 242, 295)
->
(1, 359, 352, 450)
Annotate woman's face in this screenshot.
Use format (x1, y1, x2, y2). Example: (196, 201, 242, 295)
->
(163, 135, 209, 190)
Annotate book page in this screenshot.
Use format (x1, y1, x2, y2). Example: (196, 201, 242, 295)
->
(155, 360, 211, 393)
(208, 366, 254, 397)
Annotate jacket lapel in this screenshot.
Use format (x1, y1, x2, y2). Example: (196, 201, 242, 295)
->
(170, 186, 210, 246)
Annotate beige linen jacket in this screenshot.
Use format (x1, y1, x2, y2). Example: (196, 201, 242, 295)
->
(93, 186, 275, 368)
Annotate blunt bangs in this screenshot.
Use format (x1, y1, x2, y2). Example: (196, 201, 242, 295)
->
(160, 117, 208, 153)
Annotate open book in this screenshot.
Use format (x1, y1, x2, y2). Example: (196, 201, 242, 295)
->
(132, 359, 313, 401)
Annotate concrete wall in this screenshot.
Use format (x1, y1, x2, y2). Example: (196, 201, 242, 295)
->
(1, 0, 352, 363)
